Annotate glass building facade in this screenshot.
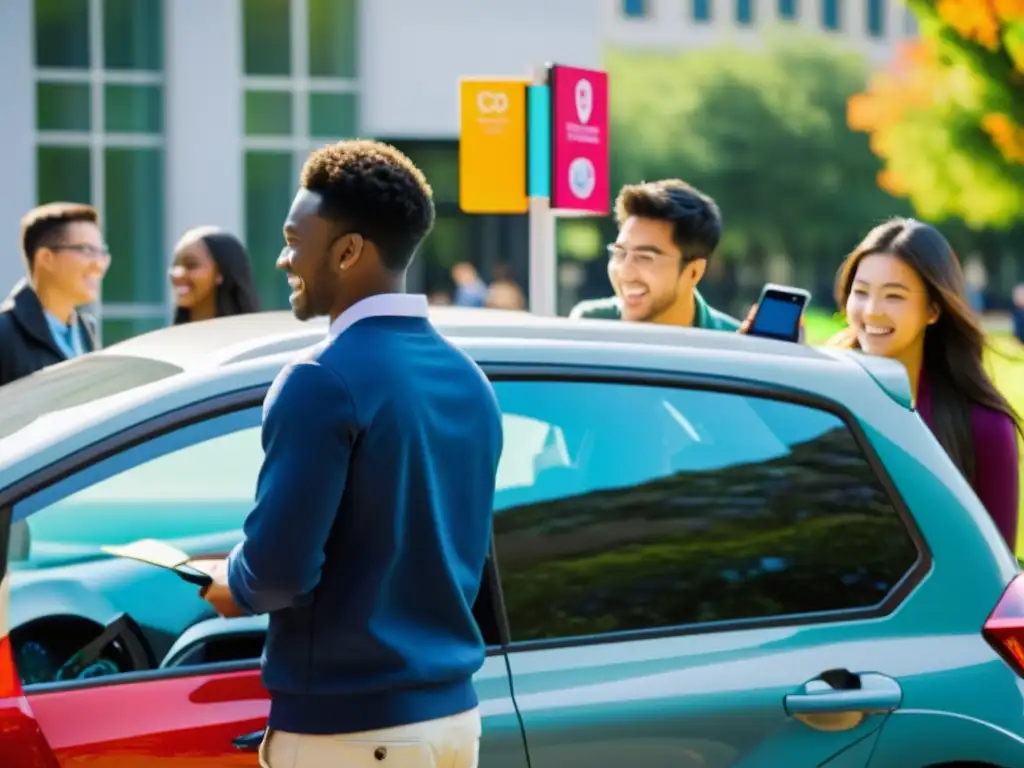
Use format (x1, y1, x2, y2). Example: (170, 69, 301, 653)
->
(3, 0, 532, 346)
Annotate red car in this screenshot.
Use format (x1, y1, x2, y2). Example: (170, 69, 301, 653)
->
(0, 311, 527, 767)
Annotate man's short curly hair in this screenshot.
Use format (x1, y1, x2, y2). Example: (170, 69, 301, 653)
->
(300, 140, 435, 271)
(615, 179, 721, 263)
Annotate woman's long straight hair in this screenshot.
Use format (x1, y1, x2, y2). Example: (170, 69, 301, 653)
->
(831, 218, 1021, 484)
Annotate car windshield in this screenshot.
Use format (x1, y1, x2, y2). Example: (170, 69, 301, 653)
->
(0, 355, 183, 442)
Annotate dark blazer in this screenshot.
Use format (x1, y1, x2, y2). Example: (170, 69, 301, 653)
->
(0, 279, 98, 387)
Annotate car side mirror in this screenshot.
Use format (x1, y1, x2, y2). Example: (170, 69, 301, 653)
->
(7, 519, 30, 561)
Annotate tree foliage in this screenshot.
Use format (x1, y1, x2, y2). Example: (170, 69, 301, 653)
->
(606, 35, 903, 266)
(847, 0, 1024, 228)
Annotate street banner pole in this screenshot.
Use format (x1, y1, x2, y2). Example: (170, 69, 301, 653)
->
(458, 62, 608, 317)
(527, 64, 556, 317)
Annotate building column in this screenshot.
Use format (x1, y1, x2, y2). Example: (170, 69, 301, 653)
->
(164, 0, 243, 267)
(0, 0, 35, 293)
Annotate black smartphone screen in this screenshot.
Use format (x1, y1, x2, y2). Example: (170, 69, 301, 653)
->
(174, 563, 213, 588)
(749, 292, 805, 341)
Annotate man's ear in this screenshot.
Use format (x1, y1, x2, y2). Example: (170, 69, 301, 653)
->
(688, 259, 707, 284)
(32, 248, 53, 275)
(337, 233, 365, 271)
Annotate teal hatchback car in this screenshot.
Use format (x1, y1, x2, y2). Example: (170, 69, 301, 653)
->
(0, 308, 1022, 767)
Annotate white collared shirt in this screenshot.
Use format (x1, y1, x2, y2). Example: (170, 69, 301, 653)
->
(327, 293, 430, 340)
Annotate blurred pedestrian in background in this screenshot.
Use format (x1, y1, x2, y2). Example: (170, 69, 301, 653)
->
(831, 217, 1021, 548)
(0, 202, 108, 386)
(485, 278, 525, 310)
(569, 179, 739, 331)
(170, 226, 260, 324)
(963, 257, 987, 315)
(1012, 283, 1024, 346)
(190, 140, 500, 768)
(451, 261, 488, 307)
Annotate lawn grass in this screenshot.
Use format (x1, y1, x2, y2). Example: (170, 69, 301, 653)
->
(803, 310, 1024, 553)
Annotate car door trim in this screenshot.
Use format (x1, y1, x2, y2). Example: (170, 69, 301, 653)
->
(2, 363, 929, 688)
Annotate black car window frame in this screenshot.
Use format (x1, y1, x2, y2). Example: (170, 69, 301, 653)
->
(483, 367, 931, 653)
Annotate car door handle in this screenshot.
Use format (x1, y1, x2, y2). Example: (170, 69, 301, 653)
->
(785, 670, 902, 716)
(232, 729, 265, 751)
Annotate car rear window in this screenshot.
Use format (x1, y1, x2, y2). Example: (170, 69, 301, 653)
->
(0, 355, 182, 441)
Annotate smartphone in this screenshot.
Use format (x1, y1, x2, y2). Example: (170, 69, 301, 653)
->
(174, 563, 214, 588)
(747, 283, 811, 342)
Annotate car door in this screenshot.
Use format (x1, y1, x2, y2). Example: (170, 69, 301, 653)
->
(0, 391, 529, 767)
(490, 373, 927, 768)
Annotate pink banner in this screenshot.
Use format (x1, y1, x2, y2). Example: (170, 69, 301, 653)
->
(549, 65, 610, 214)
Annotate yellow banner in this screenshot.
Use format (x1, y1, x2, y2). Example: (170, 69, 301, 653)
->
(458, 78, 529, 214)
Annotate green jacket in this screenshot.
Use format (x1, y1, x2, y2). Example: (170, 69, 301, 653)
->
(568, 290, 741, 331)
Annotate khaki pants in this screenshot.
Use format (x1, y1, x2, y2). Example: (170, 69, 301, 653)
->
(258, 707, 481, 768)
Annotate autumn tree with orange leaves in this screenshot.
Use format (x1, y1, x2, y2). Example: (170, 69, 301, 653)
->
(848, 0, 1024, 228)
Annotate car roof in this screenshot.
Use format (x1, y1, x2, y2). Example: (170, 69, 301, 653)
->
(99, 306, 833, 370)
(0, 308, 916, 493)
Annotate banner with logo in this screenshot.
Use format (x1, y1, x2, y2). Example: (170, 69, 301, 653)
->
(458, 78, 529, 214)
(548, 65, 610, 215)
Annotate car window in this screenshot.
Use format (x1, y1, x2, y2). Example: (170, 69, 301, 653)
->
(491, 379, 920, 644)
(10, 408, 263, 570)
(496, 414, 567, 491)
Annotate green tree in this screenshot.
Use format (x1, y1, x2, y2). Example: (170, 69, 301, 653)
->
(606, 35, 905, 269)
(848, 0, 1024, 228)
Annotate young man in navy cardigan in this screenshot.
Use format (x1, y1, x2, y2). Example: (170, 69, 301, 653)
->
(193, 140, 503, 768)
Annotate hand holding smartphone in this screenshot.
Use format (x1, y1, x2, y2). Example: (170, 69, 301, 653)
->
(745, 283, 811, 343)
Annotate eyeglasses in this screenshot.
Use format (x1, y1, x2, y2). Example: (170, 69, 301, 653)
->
(54, 244, 111, 259)
(606, 243, 679, 268)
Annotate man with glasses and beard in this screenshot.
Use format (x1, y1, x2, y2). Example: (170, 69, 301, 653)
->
(570, 179, 739, 331)
(0, 202, 110, 386)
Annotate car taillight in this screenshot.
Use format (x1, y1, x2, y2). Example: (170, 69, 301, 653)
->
(983, 574, 1024, 676)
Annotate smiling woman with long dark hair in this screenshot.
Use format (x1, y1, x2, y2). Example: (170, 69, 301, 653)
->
(831, 217, 1021, 548)
(170, 226, 260, 324)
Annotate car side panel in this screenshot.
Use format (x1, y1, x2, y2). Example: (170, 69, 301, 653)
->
(0, 553, 62, 767)
(508, 626, 900, 768)
(820, 731, 884, 767)
(24, 656, 529, 768)
(858, 425, 1024, 735)
(27, 668, 268, 767)
(869, 709, 1024, 767)
(0, 638, 61, 768)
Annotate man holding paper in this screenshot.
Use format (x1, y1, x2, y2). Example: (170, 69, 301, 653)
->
(191, 140, 503, 768)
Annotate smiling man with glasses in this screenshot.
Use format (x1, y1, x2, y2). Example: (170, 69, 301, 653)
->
(569, 179, 739, 331)
(0, 202, 110, 386)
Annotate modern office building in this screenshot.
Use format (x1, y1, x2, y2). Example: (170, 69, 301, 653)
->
(609, 0, 918, 65)
(0, 0, 912, 342)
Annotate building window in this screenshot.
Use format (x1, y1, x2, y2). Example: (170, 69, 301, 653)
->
(33, 0, 167, 346)
(242, 0, 360, 310)
(822, 0, 841, 30)
(867, 0, 886, 36)
(692, 0, 712, 22)
(621, 0, 647, 18)
(736, 0, 754, 24)
(778, 0, 798, 20)
(492, 380, 919, 643)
